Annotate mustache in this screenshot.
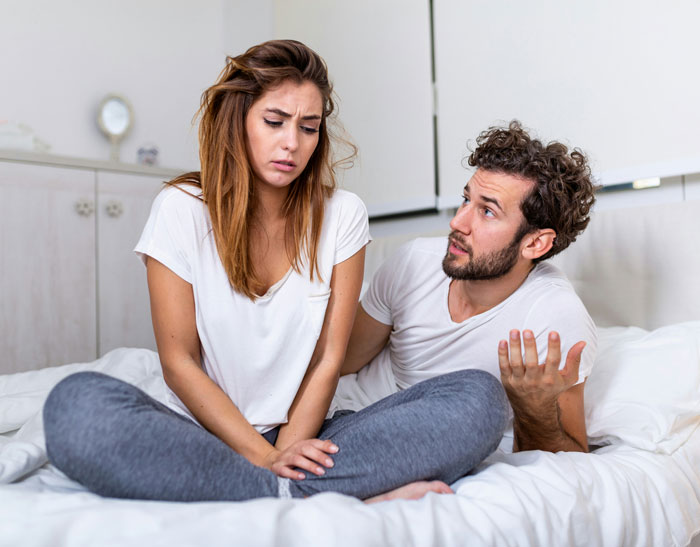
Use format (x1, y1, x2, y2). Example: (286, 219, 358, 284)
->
(448, 231, 472, 255)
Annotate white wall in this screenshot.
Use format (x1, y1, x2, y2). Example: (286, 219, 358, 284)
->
(273, 0, 436, 216)
(434, 0, 700, 207)
(0, 0, 273, 170)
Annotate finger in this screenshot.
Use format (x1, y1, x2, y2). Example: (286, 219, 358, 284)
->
(543, 331, 562, 375)
(522, 330, 540, 375)
(300, 444, 335, 468)
(289, 454, 327, 476)
(497, 340, 511, 377)
(310, 438, 339, 455)
(561, 341, 586, 384)
(508, 330, 525, 377)
(273, 464, 306, 481)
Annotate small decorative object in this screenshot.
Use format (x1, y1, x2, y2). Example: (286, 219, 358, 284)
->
(0, 120, 50, 153)
(97, 94, 133, 162)
(137, 143, 159, 166)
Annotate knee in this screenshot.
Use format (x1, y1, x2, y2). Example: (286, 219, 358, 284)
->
(434, 369, 509, 441)
(44, 372, 112, 422)
(43, 372, 123, 460)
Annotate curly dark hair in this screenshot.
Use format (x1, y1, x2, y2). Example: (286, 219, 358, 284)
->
(467, 120, 597, 262)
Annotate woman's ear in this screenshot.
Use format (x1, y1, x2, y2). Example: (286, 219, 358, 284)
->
(521, 229, 556, 260)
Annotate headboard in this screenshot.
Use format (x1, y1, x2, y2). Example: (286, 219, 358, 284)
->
(550, 198, 700, 329)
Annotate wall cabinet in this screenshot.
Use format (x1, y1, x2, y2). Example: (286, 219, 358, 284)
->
(0, 157, 173, 373)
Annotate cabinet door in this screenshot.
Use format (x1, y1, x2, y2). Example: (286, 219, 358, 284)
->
(0, 162, 97, 372)
(273, 0, 436, 216)
(96, 171, 164, 355)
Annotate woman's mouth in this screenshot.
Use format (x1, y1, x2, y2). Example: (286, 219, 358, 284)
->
(272, 160, 296, 172)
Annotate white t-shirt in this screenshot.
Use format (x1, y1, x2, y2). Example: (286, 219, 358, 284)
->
(333, 237, 597, 413)
(135, 185, 370, 433)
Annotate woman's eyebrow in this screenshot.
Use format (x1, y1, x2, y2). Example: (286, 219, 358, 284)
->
(265, 108, 321, 121)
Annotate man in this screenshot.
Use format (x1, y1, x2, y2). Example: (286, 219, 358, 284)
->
(339, 120, 598, 455)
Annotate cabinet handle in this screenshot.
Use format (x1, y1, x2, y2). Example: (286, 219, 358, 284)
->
(105, 200, 124, 218)
(75, 199, 95, 217)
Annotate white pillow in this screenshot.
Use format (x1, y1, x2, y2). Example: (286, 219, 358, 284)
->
(585, 321, 700, 454)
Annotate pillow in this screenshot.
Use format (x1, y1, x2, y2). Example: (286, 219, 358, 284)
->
(585, 321, 700, 454)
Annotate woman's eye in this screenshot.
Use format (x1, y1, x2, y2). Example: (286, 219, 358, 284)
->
(301, 125, 319, 134)
(264, 118, 282, 127)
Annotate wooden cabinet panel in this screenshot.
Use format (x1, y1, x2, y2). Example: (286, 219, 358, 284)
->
(96, 171, 164, 355)
(0, 162, 96, 372)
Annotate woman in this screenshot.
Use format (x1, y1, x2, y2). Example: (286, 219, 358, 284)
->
(43, 40, 371, 499)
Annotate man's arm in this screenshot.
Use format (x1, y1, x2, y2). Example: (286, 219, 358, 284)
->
(340, 304, 392, 376)
(499, 329, 588, 452)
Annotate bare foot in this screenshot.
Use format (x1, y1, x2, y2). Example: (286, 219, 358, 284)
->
(364, 481, 454, 504)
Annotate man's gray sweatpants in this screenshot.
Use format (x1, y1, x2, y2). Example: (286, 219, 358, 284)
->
(43, 369, 508, 501)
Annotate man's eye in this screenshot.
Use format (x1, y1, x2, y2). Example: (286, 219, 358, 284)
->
(461, 195, 470, 204)
(484, 208, 495, 217)
(264, 118, 282, 127)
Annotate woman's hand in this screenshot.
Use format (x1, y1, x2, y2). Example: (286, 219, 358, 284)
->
(263, 439, 339, 480)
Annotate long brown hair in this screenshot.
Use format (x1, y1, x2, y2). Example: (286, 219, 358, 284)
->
(170, 40, 345, 299)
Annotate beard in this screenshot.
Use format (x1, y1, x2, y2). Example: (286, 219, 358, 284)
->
(442, 231, 522, 281)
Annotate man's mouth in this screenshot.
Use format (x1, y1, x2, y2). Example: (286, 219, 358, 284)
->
(448, 237, 471, 256)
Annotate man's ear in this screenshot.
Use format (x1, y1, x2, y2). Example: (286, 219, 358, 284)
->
(521, 229, 556, 260)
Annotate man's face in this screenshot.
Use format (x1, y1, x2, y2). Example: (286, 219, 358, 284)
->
(442, 169, 533, 281)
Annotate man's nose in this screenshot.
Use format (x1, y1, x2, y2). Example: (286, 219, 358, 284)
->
(449, 203, 473, 234)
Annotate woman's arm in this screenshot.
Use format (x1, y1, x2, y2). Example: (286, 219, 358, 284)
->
(147, 257, 278, 468)
(274, 247, 366, 452)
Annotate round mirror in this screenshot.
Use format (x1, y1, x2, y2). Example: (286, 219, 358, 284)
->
(97, 94, 133, 161)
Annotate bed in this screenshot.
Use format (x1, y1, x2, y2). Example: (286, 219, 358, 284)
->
(2, 198, 700, 547)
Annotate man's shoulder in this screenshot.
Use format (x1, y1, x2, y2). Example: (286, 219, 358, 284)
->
(525, 261, 576, 291)
(515, 261, 592, 320)
(404, 236, 448, 260)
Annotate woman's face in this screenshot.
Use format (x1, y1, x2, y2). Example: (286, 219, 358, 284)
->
(245, 79, 323, 192)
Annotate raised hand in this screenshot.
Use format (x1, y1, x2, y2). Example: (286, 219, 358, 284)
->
(498, 329, 586, 407)
(264, 438, 338, 480)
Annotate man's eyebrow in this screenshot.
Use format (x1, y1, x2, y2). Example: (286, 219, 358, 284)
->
(463, 184, 504, 212)
(482, 195, 504, 212)
(265, 108, 321, 121)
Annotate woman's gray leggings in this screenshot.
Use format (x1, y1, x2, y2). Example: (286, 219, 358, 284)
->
(43, 369, 508, 502)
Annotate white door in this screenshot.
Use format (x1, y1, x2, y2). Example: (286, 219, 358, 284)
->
(96, 171, 164, 355)
(0, 161, 97, 372)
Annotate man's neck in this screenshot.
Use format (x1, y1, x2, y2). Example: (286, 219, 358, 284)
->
(447, 262, 536, 323)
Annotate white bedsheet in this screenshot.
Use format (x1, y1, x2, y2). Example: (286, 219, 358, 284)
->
(1, 348, 699, 547)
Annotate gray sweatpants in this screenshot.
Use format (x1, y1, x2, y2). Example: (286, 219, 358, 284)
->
(43, 369, 508, 501)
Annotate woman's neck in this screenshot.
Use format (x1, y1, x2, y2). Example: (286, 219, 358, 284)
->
(252, 180, 290, 225)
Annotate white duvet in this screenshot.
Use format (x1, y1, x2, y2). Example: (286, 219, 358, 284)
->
(2, 328, 700, 546)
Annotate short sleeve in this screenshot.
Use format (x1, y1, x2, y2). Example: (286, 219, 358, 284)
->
(361, 240, 415, 326)
(333, 191, 371, 265)
(134, 186, 202, 284)
(523, 288, 598, 385)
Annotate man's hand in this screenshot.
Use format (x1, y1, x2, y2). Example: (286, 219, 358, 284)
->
(498, 329, 589, 453)
(263, 439, 339, 480)
(498, 329, 585, 406)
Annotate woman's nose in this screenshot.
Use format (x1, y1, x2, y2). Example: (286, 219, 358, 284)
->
(282, 127, 299, 152)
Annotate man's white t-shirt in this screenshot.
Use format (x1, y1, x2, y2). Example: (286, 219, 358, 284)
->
(135, 185, 370, 433)
(332, 237, 597, 414)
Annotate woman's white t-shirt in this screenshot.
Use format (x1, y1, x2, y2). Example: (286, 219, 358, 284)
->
(135, 185, 370, 433)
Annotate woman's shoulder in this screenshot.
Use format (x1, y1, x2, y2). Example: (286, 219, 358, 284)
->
(151, 183, 206, 219)
(325, 188, 368, 219)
